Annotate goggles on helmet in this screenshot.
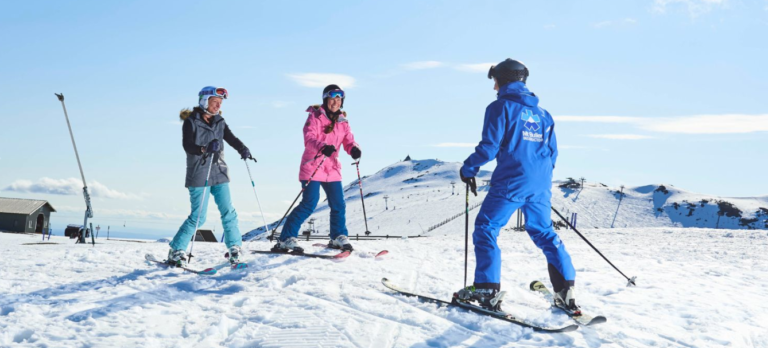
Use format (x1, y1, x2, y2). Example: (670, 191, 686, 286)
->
(322, 89, 345, 99)
(201, 87, 228, 99)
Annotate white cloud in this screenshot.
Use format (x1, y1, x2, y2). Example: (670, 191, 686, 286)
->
(592, 18, 638, 28)
(287, 73, 356, 88)
(454, 63, 495, 73)
(641, 114, 768, 134)
(57, 205, 185, 220)
(653, 0, 728, 16)
(593, 21, 613, 28)
(556, 116, 646, 123)
(432, 143, 477, 148)
(560, 114, 768, 134)
(272, 101, 291, 108)
(3, 177, 142, 200)
(401, 61, 445, 70)
(588, 134, 654, 140)
(559, 145, 610, 151)
(544, 24, 556, 29)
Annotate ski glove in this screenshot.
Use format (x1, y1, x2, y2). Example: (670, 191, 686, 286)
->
(238, 146, 251, 160)
(351, 146, 361, 160)
(321, 144, 337, 157)
(205, 139, 221, 153)
(460, 171, 478, 196)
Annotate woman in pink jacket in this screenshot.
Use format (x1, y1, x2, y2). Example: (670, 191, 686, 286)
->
(275, 84, 361, 253)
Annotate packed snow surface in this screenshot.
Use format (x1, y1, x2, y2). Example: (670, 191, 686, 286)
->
(2, 227, 768, 347)
(3, 159, 767, 347)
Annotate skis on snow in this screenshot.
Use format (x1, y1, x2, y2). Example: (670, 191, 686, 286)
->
(250, 249, 351, 260)
(312, 243, 389, 258)
(381, 278, 578, 333)
(145, 254, 247, 275)
(529, 280, 607, 326)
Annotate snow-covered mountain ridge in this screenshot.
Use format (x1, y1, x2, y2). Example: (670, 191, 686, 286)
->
(244, 158, 768, 241)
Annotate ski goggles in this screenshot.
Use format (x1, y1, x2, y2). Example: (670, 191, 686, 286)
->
(322, 89, 345, 99)
(200, 87, 228, 99)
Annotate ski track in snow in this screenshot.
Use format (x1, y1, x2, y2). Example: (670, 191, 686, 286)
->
(2, 227, 768, 348)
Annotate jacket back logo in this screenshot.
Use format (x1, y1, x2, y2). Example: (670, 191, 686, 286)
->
(521, 109, 544, 142)
(521, 109, 541, 132)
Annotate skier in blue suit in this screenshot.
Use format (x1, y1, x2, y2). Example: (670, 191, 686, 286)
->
(457, 59, 578, 311)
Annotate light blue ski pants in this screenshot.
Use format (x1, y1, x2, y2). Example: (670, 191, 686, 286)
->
(170, 183, 242, 251)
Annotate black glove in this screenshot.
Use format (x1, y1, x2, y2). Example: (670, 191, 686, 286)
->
(321, 144, 336, 157)
(351, 146, 361, 160)
(238, 146, 251, 160)
(460, 170, 477, 196)
(205, 139, 221, 153)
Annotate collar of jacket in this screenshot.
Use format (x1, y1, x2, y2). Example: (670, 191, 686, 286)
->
(498, 81, 539, 107)
(307, 105, 348, 123)
(193, 108, 224, 128)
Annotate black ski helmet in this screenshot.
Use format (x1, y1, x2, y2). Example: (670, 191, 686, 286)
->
(322, 84, 345, 108)
(488, 59, 529, 86)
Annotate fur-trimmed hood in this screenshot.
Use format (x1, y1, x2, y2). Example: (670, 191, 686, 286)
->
(307, 105, 347, 123)
(179, 107, 222, 121)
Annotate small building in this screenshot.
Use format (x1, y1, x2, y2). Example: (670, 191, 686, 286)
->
(0, 197, 56, 233)
(194, 229, 217, 242)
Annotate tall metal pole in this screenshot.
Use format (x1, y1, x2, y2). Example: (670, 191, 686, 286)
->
(55, 93, 94, 246)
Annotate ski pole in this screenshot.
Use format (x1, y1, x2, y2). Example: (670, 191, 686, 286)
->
(188, 152, 216, 263)
(55, 93, 94, 246)
(244, 156, 270, 240)
(351, 161, 371, 235)
(551, 207, 637, 287)
(463, 182, 470, 289)
(269, 152, 327, 241)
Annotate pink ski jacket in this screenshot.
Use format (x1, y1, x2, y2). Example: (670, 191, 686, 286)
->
(299, 105, 359, 182)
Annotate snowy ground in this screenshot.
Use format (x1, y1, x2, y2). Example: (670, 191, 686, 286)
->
(2, 226, 768, 348)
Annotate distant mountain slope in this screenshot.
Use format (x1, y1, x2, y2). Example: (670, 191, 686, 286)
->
(243, 159, 768, 241)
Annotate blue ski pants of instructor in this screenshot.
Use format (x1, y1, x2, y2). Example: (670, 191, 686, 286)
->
(280, 181, 348, 241)
(473, 190, 575, 289)
(170, 183, 242, 251)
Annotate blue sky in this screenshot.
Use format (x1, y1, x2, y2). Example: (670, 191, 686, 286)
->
(1, 0, 766, 237)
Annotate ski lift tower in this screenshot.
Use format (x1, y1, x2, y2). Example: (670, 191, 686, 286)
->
(450, 181, 456, 195)
(308, 218, 316, 234)
(383, 195, 390, 210)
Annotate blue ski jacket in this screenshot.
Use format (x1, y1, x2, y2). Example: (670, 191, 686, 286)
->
(461, 81, 558, 202)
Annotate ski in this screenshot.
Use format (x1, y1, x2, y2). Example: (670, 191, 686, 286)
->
(529, 280, 607, 326)
(251, 249, 350, 260)
(145, 254, 217, 275)
(381, 278, 578, 333)
(312, 243, 388, 258)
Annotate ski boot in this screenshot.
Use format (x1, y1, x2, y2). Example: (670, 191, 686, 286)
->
(227, 245, 242, 265)
(455, 285, 506, 311)
(329, 235, 354, 251)
(272, 237, 304, 253)
(553, 287, 581, 315)
(166, 249, 187, 268)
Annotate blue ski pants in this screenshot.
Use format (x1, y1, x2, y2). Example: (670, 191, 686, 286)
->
(473, 190, 575, 289)
(280, 181, 348, 241)
(170, 183, 242, 251)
